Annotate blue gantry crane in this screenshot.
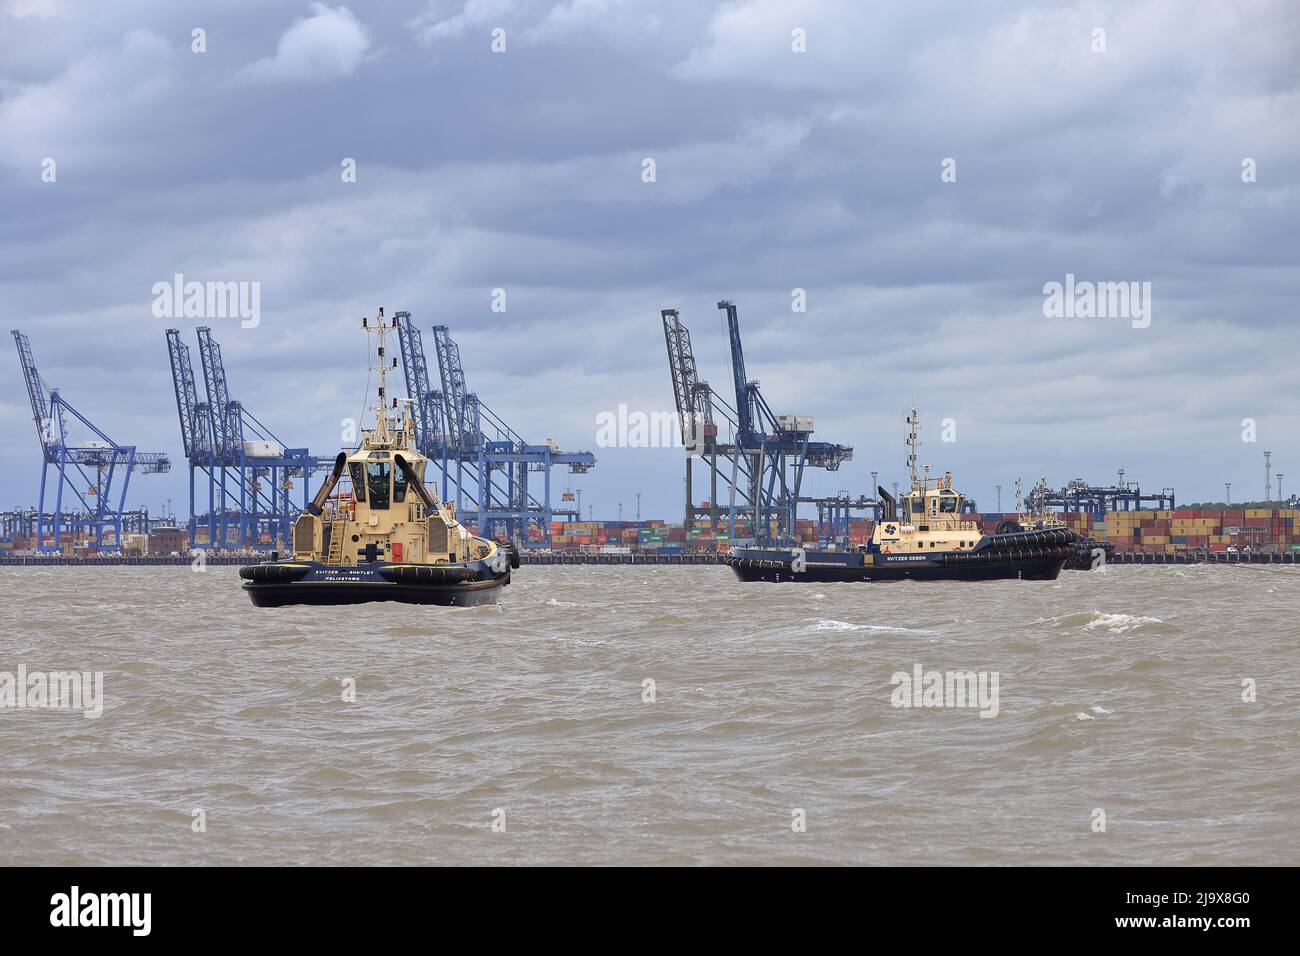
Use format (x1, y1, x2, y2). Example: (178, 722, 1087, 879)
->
(166, 327, 326, 551)
(393, 313, 592, 547)
(12, 329, 170, 551)
(661, 302, 855, 545)
(1029, 476, 1175, 515)
(721, 301, 853, 542)
(662, 307, 733, 532)
(393, 312, 449, 495)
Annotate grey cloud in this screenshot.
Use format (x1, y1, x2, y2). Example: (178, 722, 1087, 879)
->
(0, 0, 1296, 519)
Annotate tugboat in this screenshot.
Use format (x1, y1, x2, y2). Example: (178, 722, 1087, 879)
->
(1015, 476, 1111, 571)
(239, 309, 517, 607)
(725, 409, 1076, 583)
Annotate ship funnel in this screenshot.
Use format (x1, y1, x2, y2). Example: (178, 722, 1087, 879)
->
(877, 485, 897, 522)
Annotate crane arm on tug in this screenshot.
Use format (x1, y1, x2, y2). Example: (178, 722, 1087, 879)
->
(305, 452, 347, 516)
(394, 453, 438, 512)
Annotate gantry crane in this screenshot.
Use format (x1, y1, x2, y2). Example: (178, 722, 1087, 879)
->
(12, 329, 170, 551)
(393, 315, 593, 547)
(393, 312, 449, 496)
(660, 302, 854, 545)
(166, 327, 327, 551)
(663, 308, 730, 531)
(1028, 477, 1175, 515)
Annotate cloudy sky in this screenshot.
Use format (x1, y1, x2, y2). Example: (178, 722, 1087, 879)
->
(1, 0, 1297, 523)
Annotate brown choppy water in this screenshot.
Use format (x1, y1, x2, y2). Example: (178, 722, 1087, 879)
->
(0, 564, 1296, 866)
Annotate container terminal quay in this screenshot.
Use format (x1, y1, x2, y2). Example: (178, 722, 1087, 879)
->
(5, 308, 1296, 567)
(4, 510, 1300, 567)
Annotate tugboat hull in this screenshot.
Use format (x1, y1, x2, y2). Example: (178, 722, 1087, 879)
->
(726, 529, 1076, 584)
(239, 560, 509, 607)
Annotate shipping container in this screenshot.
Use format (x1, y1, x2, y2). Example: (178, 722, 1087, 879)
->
(243, 440, 284, 458)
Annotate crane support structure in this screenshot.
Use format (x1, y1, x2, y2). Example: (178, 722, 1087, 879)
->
(662, 309, 730, 532)
(12, 329, 170, 551)
(394, 312, 453, 501)
(393, 317, 594, 548)
(1029, 477, 1175, 515)
(661, 302, 855, 546)
(166, 327, 325, 551)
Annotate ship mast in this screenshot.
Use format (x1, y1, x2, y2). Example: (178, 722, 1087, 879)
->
(363, 307, 396, 445)
(905, 407, 922, 491)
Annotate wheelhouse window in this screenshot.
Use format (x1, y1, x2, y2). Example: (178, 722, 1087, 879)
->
(348, 462, 366, 502)
(366, 462, 391, 509)
(939, 492, 957, 513)
(393, 466, 408, 503)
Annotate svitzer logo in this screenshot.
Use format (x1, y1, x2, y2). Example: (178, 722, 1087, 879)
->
(49, 886, 151, 936)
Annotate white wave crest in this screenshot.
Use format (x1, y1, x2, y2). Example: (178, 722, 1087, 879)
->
(1084, 612, 1164, 633)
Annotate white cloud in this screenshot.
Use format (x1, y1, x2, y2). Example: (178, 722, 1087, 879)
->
(409, 0, 515, 44)
(527, 0, 642, 41)
(0, 27, 173, 172)
(238, 3, 371, 84)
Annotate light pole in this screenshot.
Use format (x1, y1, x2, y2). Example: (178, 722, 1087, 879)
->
(1224, 483, 1230, 507)
(618, 502, 623, 522)
(996, 484, 1002, 512)
(1278, 474, 1284, 505)
(636, 492, 641, 522)
(871, 471, 878, 520)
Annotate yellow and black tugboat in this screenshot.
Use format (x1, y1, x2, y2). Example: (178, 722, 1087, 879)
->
(240, 309, 516, 607)
(726, 409, 1077, 583)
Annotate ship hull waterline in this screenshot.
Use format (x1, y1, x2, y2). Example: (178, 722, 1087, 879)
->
(240, 561, 510, 607)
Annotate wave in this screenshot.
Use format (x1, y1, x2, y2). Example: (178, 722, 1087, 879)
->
(811, 619, 931, 635)
(813, 619, 866, 631)
(1083, 612, 1166, 634)
(1032, 610, 1169, 634)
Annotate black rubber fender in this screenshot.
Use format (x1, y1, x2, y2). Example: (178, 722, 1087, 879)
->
(240, 563, 312, 583)
(378, 564, 477, 584)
